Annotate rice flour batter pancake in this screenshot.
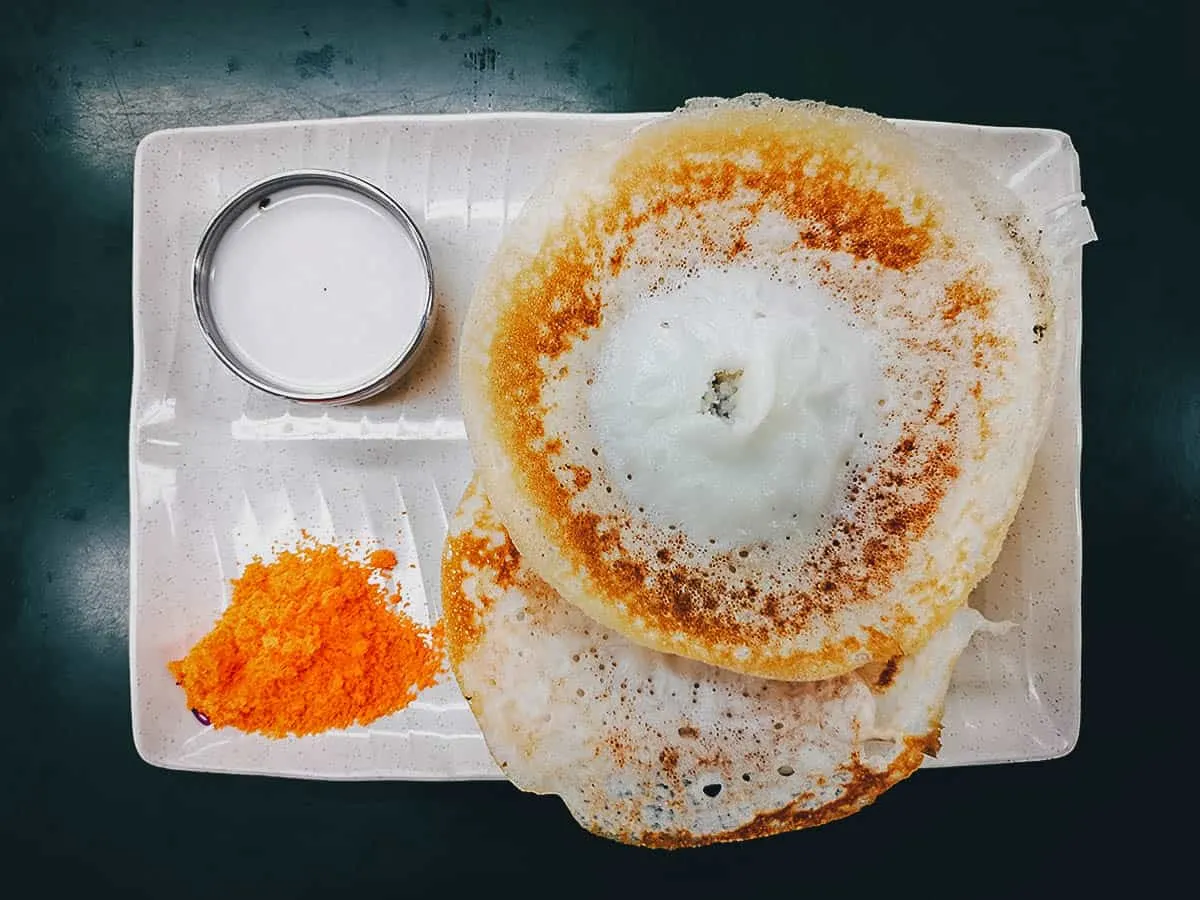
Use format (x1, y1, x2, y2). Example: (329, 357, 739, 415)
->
(460, 95, 1057, 681)
(443, 479, 1000, 848)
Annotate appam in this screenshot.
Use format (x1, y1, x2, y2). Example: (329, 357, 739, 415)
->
(460, 96, 1058, 681)
(443, 479, 1001, 848)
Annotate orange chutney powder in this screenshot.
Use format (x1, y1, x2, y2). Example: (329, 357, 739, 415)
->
(368, 548, 399, 570)
(168, 541, 444, 738)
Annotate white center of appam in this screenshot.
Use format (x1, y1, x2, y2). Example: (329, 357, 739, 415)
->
(589, 267, 880, 548)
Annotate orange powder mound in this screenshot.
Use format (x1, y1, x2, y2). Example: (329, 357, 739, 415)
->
(168, 542, 444, 738)
(369, 548, 398, 570)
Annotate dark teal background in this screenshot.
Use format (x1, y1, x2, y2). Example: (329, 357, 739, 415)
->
(0, 0, 1187, 892)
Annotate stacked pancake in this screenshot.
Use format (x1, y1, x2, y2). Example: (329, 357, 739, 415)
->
(445, 96, 1058, 847)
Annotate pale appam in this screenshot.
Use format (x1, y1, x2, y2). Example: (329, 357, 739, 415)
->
(460, 95, 1058, 681)
(443, 478, 1001, 848)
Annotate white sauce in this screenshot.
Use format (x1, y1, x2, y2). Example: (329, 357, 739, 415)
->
(208, 184, 429, 396)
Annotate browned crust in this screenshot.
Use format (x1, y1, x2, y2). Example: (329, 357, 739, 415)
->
(441, 493, 523, 669)
(874, 657, 901, 690)
(942, 275, 996, 322)
(607, 739, 930, 849)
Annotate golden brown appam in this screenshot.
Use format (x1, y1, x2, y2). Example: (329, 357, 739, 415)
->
(460, 95, 1057, 680)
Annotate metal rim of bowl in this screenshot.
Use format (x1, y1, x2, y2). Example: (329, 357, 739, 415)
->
(192, 169, 436, 405)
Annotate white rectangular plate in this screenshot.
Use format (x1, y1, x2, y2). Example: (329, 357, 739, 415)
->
(131, 111, 1086, 779)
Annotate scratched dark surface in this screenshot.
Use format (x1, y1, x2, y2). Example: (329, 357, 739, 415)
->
(0, 0, 1185, 892)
